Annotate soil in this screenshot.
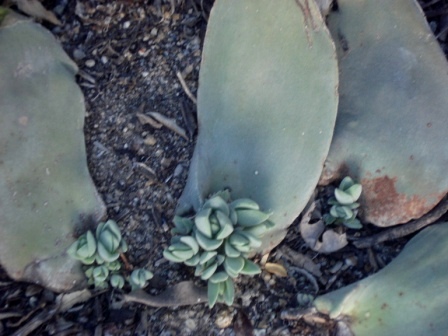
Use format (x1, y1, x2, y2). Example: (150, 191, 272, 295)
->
(1, 0, 448, 335)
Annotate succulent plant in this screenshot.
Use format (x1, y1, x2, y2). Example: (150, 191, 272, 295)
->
(164, 191, 272, 307)
(129, 269, 154, 290)
(68, 220, 152, 290)
(67, 231, 97, 265)
(324, 177, 362, 229)
(176, 0, 339, 255)
(95, 220, 128, 263)
(110, 274, 125, 289)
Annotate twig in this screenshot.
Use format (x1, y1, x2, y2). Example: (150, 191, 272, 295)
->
(353, 196, 448, 248)
(176, 71, 197, 105)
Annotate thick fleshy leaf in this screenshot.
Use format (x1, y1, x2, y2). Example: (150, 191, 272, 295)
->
(321, 0, 448, 227)
(224, 257, 245, 275)
(194, 208, 213, 238)
(313, 223, 448, 335)
(172, 249, 195, 261)
(236, 210, 271, 227)
(163, 250, 184, 263)
(338, 176, 354, 191)
(176, 0, 339, 254)
(97, 243, 120, 262)
(230, 198, 260, 211)
(184, 254, 201, 266)
(173, 216, 194, 235)
(208, 281, 221, 308)
(345, 184, 362, 201)
(236, 231, 262, 248)
(229, 233, 250, 246)
(223, 278, 235, 306)
(199, 251, 218, 265)
(0, 11, 106, 291)
(224, 240, 241, 258)
(180, 236, 200, 255)
(334, 189, 355, 206)
(203, 195, 230, 216)
(239, 260, 261, 275)
(209, 271, 229, 284)
(201, 262, 218, 280)
(195, 230, 223, 251)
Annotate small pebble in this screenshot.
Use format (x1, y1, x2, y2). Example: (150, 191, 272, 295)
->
(185, 319, 197, 331)
(123, 21, 131, 29)
(215, 310, 233, 329)
(150, 27, 158, 36)
(73, 49, 86, 60)
(85, 59, 95, 67)
(101, 56, 108, 64)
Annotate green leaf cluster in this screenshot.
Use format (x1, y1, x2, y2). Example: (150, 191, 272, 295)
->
(67, 220, 153, 289)
(323, 177, 363, 229)
(163, 190, 274, 307)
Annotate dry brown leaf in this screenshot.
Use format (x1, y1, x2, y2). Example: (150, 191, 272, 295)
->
(137, 112, 163, 129)
(265, 262, 288, 277)
(260, 253, 269, 266)
(13, 0, 61, 25)
(299, 201, 348, 253)
(56, 289, 92, 312)
(148, 112, 188, 140)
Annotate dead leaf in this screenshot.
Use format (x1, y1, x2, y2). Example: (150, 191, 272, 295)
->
(56, 289, 92, 312)
(260, 253, 269, 266)
(148, 112, 188, 140)
(13, 0, 61, 25)
(300, 201, 348, 253)
(278, 246, 322, 277)
(137, 112, 163, 129)
(122, 281, 207, 307)
(265, 262, 288, 277)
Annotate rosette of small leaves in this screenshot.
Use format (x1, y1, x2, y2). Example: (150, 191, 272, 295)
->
(95, 220, 128, 263)
(85, 265, 109, 288)
(323, 177, 363, 229)
(163, 190, 274, 307)
(67, 230, 97, 264)
(68, 220, 152, 290)
(129, 269, 154, 290)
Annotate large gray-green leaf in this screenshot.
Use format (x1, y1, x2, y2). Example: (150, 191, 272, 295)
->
(0, 11, 105, 291)
(320, 0, 448, 226)
(177, 0, 338, 253)
(313, 222, 448, 336)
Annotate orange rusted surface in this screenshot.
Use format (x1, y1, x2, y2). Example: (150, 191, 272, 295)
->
(360, 175, 445, 227)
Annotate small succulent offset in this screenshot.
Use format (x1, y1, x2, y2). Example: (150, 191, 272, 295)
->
(164, 190, 274, 308)
(323, 177, 363, 229)
(67, 220, 153, 289)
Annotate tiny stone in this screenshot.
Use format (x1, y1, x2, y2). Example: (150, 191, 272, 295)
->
(173, 164, 183, 177)
(215, 310, 233, 329)
(101, 56, 108, 64)
(85, 59, 95, 67)
(150, 27, 158, 36)
(142, 71, 149, 77)
(123, 21, 131, 29)
(185, 319, 196, 331)
(144, 136, 157, 146)
(73, 49, 86, 60)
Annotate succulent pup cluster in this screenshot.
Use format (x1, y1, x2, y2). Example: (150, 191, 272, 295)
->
(163, 190, 274, 307)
